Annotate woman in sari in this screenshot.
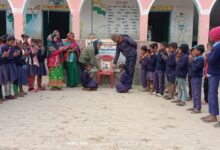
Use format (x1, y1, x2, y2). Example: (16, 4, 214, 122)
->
(47, 31, 66, 91)
(63, 33, 80, 87)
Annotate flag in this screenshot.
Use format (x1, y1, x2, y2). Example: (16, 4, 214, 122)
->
(92, 0, 107, 16)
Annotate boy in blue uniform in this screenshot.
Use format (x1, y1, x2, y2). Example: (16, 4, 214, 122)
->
(172, 44, 189, 106)
(147, 43, 157, 93)
(164, 42, 177, 100)
(139, 46, 150, 91)
(115, 64, 132, 93)
(154, 42, 168, 97)
(188, 45, 205, 114)
(80, 63, 98, 91)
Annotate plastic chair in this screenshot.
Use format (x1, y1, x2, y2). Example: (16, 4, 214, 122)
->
(97, 55, 114, 88)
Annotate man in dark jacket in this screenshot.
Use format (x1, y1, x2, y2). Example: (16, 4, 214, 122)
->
(112, 34, 137, 83)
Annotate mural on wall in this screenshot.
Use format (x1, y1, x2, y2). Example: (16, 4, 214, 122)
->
(25, 5, 41, 37)
(4, 0, 69, 38)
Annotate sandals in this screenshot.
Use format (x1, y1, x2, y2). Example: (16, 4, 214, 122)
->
(191, 110, 202, 114)
(38, 87, 46, 91)
(187, 108, 195, 111)
(171, 100, 181, 103)
(203, 116, 218, 123)
(201, 115, 211, 120)
(177, 101, 186, 106)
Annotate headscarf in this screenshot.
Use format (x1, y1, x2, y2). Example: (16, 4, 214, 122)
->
(93, 39, 102, 55)
(209, 26, 220, 43)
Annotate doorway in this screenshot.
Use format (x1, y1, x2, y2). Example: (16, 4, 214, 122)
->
(148, 12, 171, 42)
(42, 11, 70, 46)
(0, 11, 6, 36)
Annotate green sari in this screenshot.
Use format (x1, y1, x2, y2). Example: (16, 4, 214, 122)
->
(47, 36, 64, 88)
(64, 41, 80, 87)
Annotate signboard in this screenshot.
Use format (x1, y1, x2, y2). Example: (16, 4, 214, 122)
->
(86, 39, 125, 65)
(151, 6, 173, 11)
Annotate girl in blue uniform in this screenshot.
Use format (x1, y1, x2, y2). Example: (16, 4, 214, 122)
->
(1, 35, 18, 100)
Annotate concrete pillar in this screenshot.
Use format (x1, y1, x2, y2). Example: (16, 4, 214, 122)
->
(139, 0, 154, 41)
(8, 0, 26, 40)
(198, 14, 210, 45)
(139, 14, 148, 41)
(197, 0, 216, 45)
(67, 0, 81, 39)
(13, 12, 24, 39)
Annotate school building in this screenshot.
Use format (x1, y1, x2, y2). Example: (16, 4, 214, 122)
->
(0, 0, 219, 47)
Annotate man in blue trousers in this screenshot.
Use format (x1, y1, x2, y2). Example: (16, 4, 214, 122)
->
(112, 34, 137, 84)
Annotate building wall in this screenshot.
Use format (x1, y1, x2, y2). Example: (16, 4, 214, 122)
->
(80, 0, 140, 39)
(0, 0, 70, 39)
(151, 0, 195, 46)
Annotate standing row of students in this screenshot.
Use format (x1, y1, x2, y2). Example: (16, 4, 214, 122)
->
(138, 26, 220, 127)
(0, 34, 46, 103)
(139, 42, 207, 110)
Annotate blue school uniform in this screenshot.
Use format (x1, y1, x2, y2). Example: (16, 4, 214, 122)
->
(26, 48, 37, 76)
(175, 54, 189, 101)
(37, 48, 47, 76)
(116, 71, 132, 93)
(207, 41, 220, 116)
(80, 70, 98, 89)
(155, 51, 167, 94)
(191, 56, 204, 111)
(140, 56, 148, 88)
(165, 52, 176, 84)
(147, 54, 157, 81)
(1, 44, 18, 82)
(15, 48, 28, 86)
(0, 50, 8, 85)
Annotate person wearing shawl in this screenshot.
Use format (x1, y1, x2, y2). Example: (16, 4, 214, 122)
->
(63, 33, 80, 87)
(78, 39, 102, 71)
(201, 26, 220, 127)
(47, 31, 66, 91)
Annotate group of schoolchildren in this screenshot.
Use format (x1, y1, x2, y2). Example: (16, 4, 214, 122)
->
(139, 41, 207, 114)
(115, 26, 220, 126)
(0, 34, 46, 103)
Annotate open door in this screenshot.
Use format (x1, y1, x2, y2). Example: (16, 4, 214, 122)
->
(43, 11, 70, 47)
(148, 12, 170, 42)
(0, 11, 6, 36)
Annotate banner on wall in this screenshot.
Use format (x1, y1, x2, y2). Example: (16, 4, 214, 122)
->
(86, 39, 125, 65)
(41, 5, 69, 11)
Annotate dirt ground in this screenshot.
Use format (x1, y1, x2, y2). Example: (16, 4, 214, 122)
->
(0, 84, 220, 150)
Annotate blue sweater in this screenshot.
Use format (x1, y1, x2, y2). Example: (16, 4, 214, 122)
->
(175, 54, 188, 79)
(0, 52, 4, 65)
(1, 44, 17, 64)
(166, 52, 176, 73)
(191, 56, 204, 78)
(155, 51, 167, 71)
(148, 54, 157, 72)
(114, 36, 137, 64)
(140, 56, 148, 71)
(208, 42, 220, 77)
